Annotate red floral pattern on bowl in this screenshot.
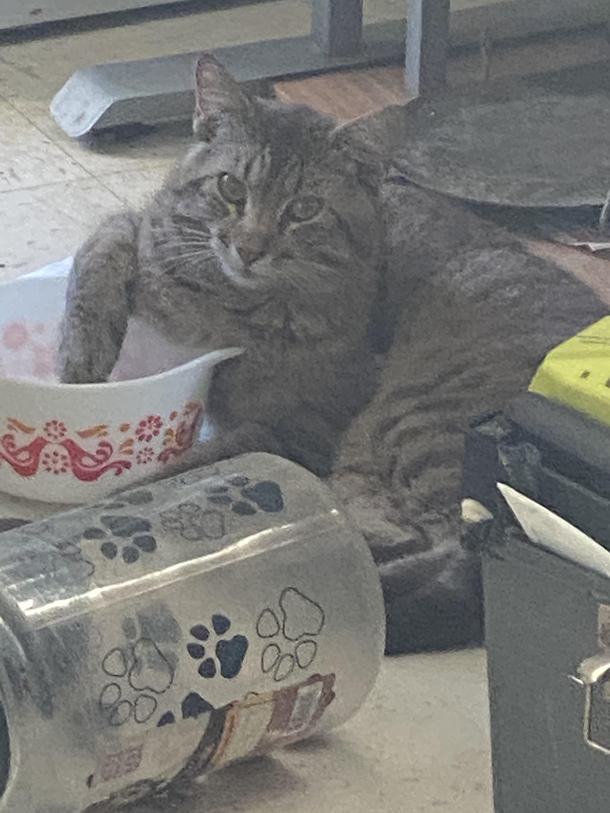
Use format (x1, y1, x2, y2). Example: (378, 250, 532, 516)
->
(135, 415, 164, 444)
(0, 403, 203, 483)
(0, 320, 59, 382)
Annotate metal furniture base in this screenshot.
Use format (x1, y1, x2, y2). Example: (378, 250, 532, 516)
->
(50, 0, 610, 138)
(50, 19, 406, 138)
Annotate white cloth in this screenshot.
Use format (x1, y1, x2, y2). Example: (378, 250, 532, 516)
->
(23, 256, 73, 280)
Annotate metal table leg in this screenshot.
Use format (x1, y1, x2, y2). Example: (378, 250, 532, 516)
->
(312, 0, 363, 56)
(405, 0, 450, 97)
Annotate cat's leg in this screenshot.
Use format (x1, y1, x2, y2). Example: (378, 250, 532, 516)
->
(332, 463, 483, 656)
(335, 179, 607, 654)
(330, 402, 484, 655)
(181, 410, 341, 479)
(208, 361, 346, 477)
(329, 413, 424, 554)
(181, 422, 286, 470)
(332, 242, 604, 654)
(330, 291, 505, 653)
(377, 508, 483, 654)
(58, 211, 141, 383)
(272, 407, 345, 478)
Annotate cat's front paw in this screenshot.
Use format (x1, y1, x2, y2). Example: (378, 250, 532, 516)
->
(340, 493, 431, 559)
(57, 353, 107, 384)
(57, 326, 117, 384)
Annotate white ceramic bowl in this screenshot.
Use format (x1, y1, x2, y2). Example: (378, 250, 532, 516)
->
(0, 273, 241, 504)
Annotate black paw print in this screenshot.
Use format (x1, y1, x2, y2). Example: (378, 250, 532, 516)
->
(204, 475, 284, 517)
(157, 690, 216, 727)
(83, 514, 158, 565)
(257, 588, 325, 683)
(155, 614, 247, 729)
(187, 614, 249, 680)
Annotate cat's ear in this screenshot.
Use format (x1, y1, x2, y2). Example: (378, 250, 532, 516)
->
(193, 54, 254, 141)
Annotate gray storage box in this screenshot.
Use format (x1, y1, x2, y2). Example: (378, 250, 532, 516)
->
(463, 393, 610, 813)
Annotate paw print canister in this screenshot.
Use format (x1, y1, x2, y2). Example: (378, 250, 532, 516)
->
(0, 453, 385, 812)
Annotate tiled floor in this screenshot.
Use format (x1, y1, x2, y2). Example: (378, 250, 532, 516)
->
(0, 0, 310, 280)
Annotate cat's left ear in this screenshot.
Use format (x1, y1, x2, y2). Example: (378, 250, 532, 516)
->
(193, 54, 255, 141)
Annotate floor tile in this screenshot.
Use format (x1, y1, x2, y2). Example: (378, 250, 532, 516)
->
(363, 0, 404, 23)
(0, 99, 89, 192)
(11, 102, 191, 177)
(0, 178, 122, 282)
(99, 165, 170, 209)
(0, 1, 311, 179)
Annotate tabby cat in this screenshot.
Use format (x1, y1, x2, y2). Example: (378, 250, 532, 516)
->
(59, 56, 608, 654)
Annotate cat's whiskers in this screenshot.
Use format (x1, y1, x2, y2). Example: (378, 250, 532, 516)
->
(159, 245, 214, 259)
(280, 258, 340, 297)
(173, 225, 212, 239)
(160, 251, 215, 270)
(161, 238, 211, 249)
(178, 255, 215, 265)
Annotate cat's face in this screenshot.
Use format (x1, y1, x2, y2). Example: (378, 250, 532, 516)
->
(153, 56, 383, 304)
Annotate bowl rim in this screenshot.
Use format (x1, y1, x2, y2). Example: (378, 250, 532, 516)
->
(1, 347, 245, 394)
(0, 274, 244, 392)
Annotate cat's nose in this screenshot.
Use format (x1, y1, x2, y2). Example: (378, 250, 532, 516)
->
(236, 241, 268, 268)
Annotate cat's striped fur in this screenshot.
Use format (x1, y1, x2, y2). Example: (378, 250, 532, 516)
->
(59, 60, 608, 654)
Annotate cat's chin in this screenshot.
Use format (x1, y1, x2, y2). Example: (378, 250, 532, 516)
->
(219, 260, 261, 290)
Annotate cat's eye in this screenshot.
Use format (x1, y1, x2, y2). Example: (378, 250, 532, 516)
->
(286, 196, 324, 223)
(218, 173, 247, 205)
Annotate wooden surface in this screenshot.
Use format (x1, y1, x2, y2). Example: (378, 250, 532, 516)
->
(275, 66, 408, 122)
(405, 0, 450, 97)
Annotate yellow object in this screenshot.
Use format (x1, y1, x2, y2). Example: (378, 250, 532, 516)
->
(530, 316, 610, 427)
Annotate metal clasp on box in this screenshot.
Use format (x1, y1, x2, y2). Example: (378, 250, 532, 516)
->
(576, 605, 610, 754)
(577, 653, 610, 754)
